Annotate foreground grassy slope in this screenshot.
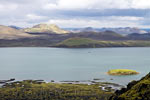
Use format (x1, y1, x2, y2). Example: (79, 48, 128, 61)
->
(55, 37, 150, 48)
(109, 73, 150, 100)
(0, 80, 112, 100)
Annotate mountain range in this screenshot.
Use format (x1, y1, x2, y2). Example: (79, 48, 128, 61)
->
(66, 27, 148, 35)
(0, 24, 150, 47)
(100, 27, 147, 35)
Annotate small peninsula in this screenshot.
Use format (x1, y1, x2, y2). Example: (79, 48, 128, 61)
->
(107, 69, 139, 75)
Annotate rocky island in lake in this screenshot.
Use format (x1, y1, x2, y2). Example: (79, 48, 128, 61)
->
(107, 69, 139, 75)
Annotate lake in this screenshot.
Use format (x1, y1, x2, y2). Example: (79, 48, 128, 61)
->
(0, 47, 150, 85)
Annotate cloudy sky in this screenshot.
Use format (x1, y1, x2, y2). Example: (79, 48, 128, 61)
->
(0, 0, 150, 28)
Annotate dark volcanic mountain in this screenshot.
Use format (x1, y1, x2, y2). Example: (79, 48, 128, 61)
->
(69, 31, 126, 40)
(9, 25, 22, 30)
(68, 27, 148, 35)
(128, 33, 150, 40)
(70, 27, 98, 33)
(100, 27, 147, 35)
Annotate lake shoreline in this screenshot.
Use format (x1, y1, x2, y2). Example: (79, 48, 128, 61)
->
(0, 46, 150, 49)
(0, 78, 124, 92)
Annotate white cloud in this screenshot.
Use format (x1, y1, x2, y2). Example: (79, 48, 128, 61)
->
(109, 16, 144, 21)
(0, 0, 149, 28)
(44, 0, 93, 10)
(131, 0, 150, 9)
(43, 0, 150, 10)
(43, 0, 129, 10)
(0, 3, 18, 12)
(46, 16, 147, 28)
(26, 14, 47, 20)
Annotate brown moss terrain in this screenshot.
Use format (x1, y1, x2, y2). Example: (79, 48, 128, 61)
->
(0, 25, 36, 39)
(23, 24, 69, 34)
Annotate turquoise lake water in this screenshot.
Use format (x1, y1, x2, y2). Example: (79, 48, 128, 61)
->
(0, 47, 150, 85)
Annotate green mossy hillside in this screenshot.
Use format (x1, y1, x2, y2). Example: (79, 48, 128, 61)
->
(55, 37, 150, 48)
(56, 37, 100, 47)
(109, 73, 150, 100)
